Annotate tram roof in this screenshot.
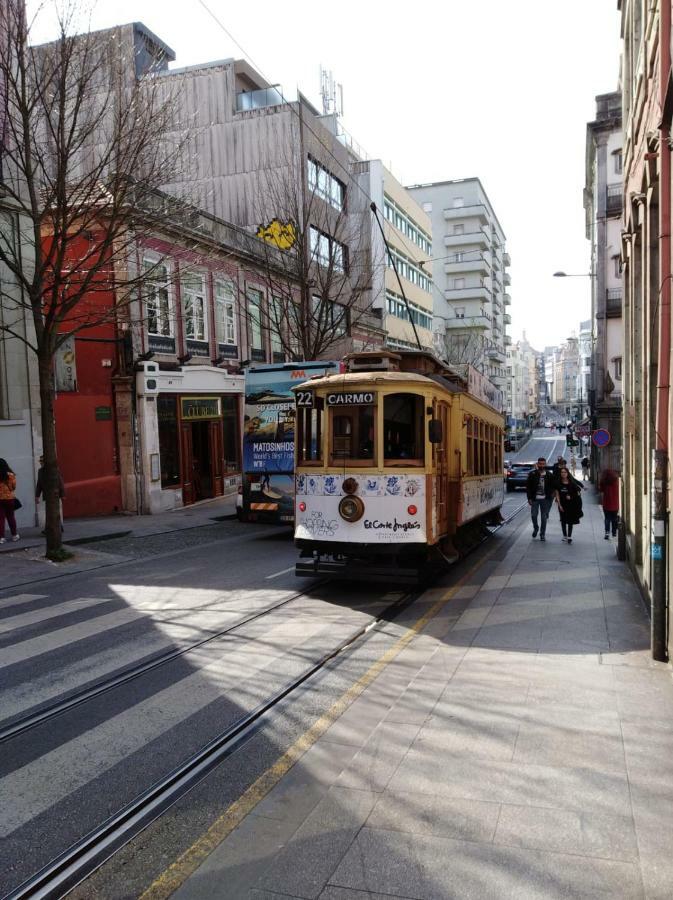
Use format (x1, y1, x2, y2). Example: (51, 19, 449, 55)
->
(293, 370, 463, 392)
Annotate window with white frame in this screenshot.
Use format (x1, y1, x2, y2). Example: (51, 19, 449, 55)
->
(215, 278, 236, 346)
(182, 273, 207, 342)
(455, 306, 465, 318)
(144, 259, 173, 336)
(247, 288, 264, 351)
(613, 150, 623, 175)
(309, 226, 347, 273)
(612, 255, 621, 279)
(453, 224, 464, 234)
(270, 296, 284, 357)
(614, 357, 622, 379)
(453, 277, 465, 289)
(452, 197, 464, 208)
(308, 156, 345, 210)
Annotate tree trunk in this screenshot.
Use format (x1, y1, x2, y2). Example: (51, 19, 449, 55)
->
(37, 350, 63, 556)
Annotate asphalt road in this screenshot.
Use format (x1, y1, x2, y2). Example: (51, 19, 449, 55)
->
(0, 489, 527, 897)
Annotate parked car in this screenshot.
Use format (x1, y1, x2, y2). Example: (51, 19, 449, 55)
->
(506, 462, 534, 492)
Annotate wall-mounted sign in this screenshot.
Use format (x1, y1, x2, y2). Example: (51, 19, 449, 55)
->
(326, 392, 375, 406)
(256, 218, 297, 250)
(95, 405, 112, 421)
(54, 336, 77, 392)
(181, 396, 221, 420)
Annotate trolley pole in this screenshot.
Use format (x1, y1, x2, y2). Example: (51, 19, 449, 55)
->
(370, 202, 423, 351)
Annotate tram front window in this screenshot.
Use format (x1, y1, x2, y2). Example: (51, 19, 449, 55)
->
(384, 393, 424, 466)
(330, 407, 375, 465)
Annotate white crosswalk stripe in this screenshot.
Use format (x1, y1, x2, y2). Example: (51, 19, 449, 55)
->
(0, 594, 48, 611)
(0, 597, 108, 635)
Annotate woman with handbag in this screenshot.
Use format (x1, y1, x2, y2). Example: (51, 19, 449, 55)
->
(554, 466, 583, 544)
(0, 458, 20, 544)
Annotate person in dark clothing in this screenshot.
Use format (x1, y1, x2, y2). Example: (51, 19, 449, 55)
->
(0, 458, 19, 543)
(526, 457, 555, 541)
(35, 455, 65, 533)
(599, 469, 620, 539)
(554, 466, 583, 543)
(581, 456, 590, 481)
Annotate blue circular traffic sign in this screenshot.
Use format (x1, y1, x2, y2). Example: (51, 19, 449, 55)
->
(592, 428, 611, 447)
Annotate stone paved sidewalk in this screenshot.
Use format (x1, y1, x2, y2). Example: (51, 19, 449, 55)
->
(169, 496, 673, 900)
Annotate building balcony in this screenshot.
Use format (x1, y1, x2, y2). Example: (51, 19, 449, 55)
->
(606, 183, 622, 216)
(442, 314, 491, 330)
(503, 272, 511, 286)
(444, 286, 491, 303)
(443, 203, 489, 224)
(504, 334, 512, 345)
(236, 86, 285, 112)
(503, 251, 511, 266)
(443, 227, 490, 249)
(487, 345, 506, 362)
(606, 288, 622, 318)
(503, 313, 512, 325)
(503, 293, 511, 305)
(444, 257, 490, 276)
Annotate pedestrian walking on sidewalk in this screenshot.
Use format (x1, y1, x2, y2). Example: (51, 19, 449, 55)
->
(554, 466, 583, 544)
(526, 457, 555, 541)
(581, 455, 590, 481)
(599, 468, 620, 540)
(570, 453, 577, 475)
(0, 458, 20, 544)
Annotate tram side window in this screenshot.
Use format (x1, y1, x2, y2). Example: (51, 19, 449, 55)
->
(383, 393, 424, 465)
(330, 406, 375, 465)
(297, 401, 323, 463)
(465, 416, 473, 475)
(472, 418, 479, 474)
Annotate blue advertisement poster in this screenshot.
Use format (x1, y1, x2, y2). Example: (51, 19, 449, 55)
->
(243, 363, 338, 474)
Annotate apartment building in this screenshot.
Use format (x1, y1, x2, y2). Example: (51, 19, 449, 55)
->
(584, 91, 623, 477)
(407, 178, 511, 388)
(356, 161, 433, 351)
(506, 334, 539, 429)
(578, 319, 593, 420)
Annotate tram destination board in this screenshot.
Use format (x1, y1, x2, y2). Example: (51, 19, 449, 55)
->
(325, 391, 376, 406)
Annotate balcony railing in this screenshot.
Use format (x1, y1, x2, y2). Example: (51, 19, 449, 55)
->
(236, 86, 285, 112)
(443, 314, 491, 330)
(606, 184, 622, 215)
(606, 288, 622, 317)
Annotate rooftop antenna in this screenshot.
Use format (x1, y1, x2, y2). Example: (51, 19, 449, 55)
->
(320, 65, 343, 116)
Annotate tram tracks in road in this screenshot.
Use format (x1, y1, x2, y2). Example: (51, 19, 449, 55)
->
(0, 580, 328, 745)
(3, 503, 529, 900)
(3, 587, 419, 900)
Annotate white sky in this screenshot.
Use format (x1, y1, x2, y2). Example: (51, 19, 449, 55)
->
(29, 0, 622, 350)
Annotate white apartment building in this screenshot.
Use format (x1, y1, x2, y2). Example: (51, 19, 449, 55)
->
(407, 178, 511, 388)
(578, 319, 593, 418)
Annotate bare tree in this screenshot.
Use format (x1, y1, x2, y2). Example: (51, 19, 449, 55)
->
(438, 330, 492, 371)
(0, 2, 183, 556)
(245, 147, 382, 362)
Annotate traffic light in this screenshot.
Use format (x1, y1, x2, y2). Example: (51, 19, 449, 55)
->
(566, 434, 573, 447)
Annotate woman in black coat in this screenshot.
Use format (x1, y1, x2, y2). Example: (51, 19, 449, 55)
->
(554, 466, 583, 544)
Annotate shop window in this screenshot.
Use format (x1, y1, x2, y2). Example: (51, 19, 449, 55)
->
(158, 395, 180, 487)
(384, 393, 424, 466)
(222, 395, 240, 472)
(297, 400, 324, 463)
(329, 406, 375, 466)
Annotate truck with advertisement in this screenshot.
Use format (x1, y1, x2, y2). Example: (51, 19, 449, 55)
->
(238, 361, 340, 523)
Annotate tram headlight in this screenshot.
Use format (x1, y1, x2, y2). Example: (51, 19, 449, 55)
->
(338, 495, 365, 523)
(407, 505, 417, 516)
(298, 501, 306, 512)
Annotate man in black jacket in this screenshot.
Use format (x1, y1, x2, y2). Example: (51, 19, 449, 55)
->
(526, 457, 555, 541)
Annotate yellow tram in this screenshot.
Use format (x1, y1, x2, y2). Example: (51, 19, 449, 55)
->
(292, 350, 505, 582)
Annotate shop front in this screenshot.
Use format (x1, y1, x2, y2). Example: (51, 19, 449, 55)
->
(136, 365, 244, 513)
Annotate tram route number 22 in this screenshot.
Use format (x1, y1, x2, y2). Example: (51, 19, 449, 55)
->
(296, 391, 314, 407)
